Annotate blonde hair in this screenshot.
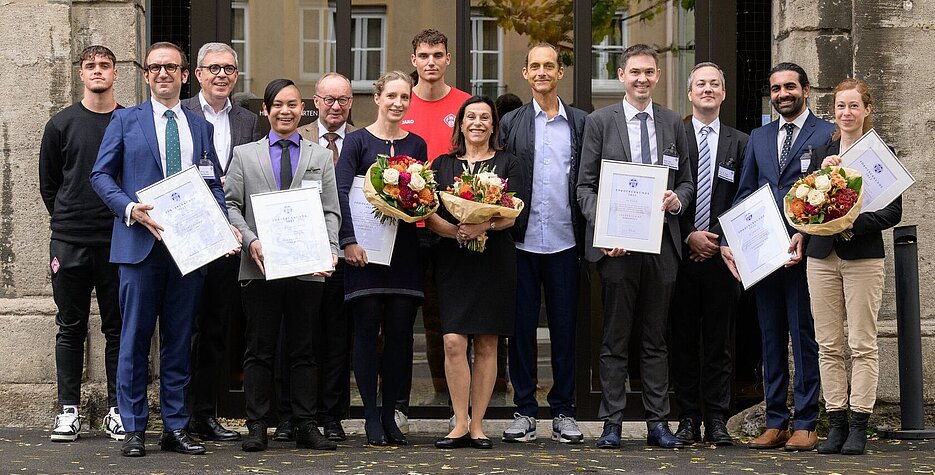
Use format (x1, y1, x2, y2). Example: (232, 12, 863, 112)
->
(831, 78, 873, 141)
(373, 70, 412, 97)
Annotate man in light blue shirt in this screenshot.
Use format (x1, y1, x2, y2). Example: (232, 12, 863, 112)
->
(499, 43, 588, 444)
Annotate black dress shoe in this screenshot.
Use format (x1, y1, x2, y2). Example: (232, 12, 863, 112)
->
(160, 429, 206, 455)
(384, 422, 408, 446)
(471, 437, 493, 449)
(674, 418, 701, 444)
(647, 423, 686, 448)
(273, 420, 295, 442)
(435, 433, 472, 449)
(365, 418, 388, 446)
(704, 419, 734, 446)
(296, 424, 337, 451)
(188, 417, 241, 441)
(323, 420, 347, 441)
(121, 431, 146, 457)
(241, 422, 268, 452)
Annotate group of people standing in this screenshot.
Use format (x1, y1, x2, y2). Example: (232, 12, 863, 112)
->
(39, 25, 898, 461)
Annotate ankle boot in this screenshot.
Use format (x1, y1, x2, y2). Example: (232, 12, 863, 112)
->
(818, 411, 849, 454)
(841, 411, 870, 455)
(241, 421, 268, 452)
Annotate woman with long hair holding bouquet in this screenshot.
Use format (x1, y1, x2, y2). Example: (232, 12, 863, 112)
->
(426, 96, 527, 449)
(334, 70, 427, 446)
(806, 79, 902, 455)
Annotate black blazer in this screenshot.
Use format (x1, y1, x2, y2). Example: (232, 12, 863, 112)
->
(804, 140, 903, 259)
(678, 118, 748, 257)
(499, 98, 587, 250)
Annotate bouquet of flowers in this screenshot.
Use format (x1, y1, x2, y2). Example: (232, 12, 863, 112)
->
(784, 166, 863, 240)
(363, 154, 439, 223)
(438, 163, 524, 252)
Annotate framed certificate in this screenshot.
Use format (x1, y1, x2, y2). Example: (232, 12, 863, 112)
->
(349, 176, 397, 266)
(251, 187, 334, 280)
(718, 184, 793, 290)
(593, 160, 668, 254)
(136, 165, 239, 276)
(840, 128, 914, 213)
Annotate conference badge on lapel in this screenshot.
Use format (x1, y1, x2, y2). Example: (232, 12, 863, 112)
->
(717, 158, 736, 183)
(662, 143, 679, 170)
(198, 151, 215, 181)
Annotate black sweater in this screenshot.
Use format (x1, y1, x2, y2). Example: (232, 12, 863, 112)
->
(39, 101, 122, 246)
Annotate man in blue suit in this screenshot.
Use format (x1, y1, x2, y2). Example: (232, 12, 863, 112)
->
(91, 42, 229, 458)
(721, 63, 834, 452)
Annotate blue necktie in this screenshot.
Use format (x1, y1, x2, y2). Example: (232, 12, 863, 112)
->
(779, 122, 795, 170)
(164, 110, 182, 176)
(694, 126, 713, 231)
(636, 112, 652, 164)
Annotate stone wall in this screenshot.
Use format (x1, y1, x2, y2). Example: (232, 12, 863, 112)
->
(774, 0, 935, 405)
(0, 0, 146, 427)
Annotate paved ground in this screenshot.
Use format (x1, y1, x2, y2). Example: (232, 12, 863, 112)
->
(3, 424, 935, 474)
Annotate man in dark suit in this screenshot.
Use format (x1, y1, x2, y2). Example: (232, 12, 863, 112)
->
(670, 62, 748, 446)
(91, 42, 230, 458)
(181, 42, 260, 443)
(721, 62, 834, 452)
(499, 43, 587, 444)
(576, 44, 694, 449)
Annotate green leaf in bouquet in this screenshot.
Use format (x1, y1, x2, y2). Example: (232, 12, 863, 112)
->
(838, 168, 847, 179)
(848, 176, 862, 192)
(809, 214, 823, 224)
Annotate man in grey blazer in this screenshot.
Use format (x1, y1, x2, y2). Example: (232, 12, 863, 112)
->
(225, 78, 340, 452)
(182, 42, 261, 442)
(576, 44, 693, 449)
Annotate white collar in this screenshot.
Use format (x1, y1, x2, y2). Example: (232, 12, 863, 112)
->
(622, 98, 654, 121)
(151, 97, 183, 118)
(781, 107, 811, 131)
(532, 96, 568, 120)
(318, 120, 347, 140)
(198, 91, 231, 115)
(692, 116, 720, 135)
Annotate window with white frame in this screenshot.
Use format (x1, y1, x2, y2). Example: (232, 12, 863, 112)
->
(231, 1, 249, 93)
(350, 9, 386, 91)
(470, 14, 503, 98)
(300, 3, 336, 81)
(592, 10, 629, 93)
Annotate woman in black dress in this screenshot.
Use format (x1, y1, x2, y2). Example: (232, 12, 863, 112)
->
(335, 70, 427, 447)
(426, 96, 527, 449)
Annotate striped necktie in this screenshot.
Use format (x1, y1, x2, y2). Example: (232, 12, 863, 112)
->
(694, 126, 713, 231)
(164, 109, 182, 176)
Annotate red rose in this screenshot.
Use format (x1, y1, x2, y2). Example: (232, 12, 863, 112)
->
(460, 190, 474, 200)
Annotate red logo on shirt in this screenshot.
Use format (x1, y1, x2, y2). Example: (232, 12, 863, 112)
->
(444, 113, 456, 128)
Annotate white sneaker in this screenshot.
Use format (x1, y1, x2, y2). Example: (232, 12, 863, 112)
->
(552, 414, 584, 444)
(502, 413, 537, 442)
(102, 407, 126, 441)
(394, 409, 409, 435)
(51, 408, 81, 442)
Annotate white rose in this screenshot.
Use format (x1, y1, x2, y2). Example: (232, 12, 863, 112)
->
(807, 189, 825, 206)
(814, 174, 832, 192)
(382, 168, 399, 185)
(795, 184, 811, 200)
(478, 172, 501, 188)
(407, 163, 423, 173)
(408, 173, 426, 191)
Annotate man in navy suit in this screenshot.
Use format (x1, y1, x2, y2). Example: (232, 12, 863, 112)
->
(721, 63, 834, 452)
(91, 42, 229, 458)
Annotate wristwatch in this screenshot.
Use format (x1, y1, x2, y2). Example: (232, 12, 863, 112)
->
(489, 221, 496, 230)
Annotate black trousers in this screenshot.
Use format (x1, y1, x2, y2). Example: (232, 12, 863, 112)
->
(670, 254, 741, 422)
(242, 278, 322, 425)
(189, 255, 242, 419)
(596, 233, 678, 426)
(276, 261, 351, 424)
(50, 239, 121, 407)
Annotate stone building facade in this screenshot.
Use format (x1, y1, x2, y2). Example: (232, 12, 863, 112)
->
(0, 0, 933, 428)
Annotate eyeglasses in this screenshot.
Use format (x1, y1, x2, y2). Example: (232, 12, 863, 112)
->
(145, 63, 182, 74)
(200, 64, 238, 75)
(315, 95, 352, 106)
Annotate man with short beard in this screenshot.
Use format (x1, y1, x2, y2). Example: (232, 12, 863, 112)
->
(720, 62, 834, 452)
(182, 41, 260, 443)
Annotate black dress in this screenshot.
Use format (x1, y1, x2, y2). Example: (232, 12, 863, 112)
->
(430, 151, 527, 336)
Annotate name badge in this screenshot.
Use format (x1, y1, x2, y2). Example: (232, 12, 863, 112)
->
(302, 179, 322, 192)
(662, 153, 679, 170)
(199, 165, 215, 179)
(717, 166, 735, 183)
(800, 158, 810, 174)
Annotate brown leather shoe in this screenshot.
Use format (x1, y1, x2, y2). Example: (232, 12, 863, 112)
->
(784, 430, 818, 451)
(748, 428, 791, 449)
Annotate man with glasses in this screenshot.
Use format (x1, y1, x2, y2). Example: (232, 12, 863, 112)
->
(91, 42, 233, 458)
(181, 42, 260, 443)
(270, 72, 356, 442)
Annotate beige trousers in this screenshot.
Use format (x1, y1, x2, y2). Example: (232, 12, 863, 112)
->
(807, 250, 884, 413)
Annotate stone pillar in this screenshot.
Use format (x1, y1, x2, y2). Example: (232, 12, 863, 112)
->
(0, 0, 146, 427)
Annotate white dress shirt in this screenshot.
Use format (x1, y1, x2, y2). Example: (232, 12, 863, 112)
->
(198, 92, 232, 169)
(316, 120, 348, 154)
(692, 116, 720, 194)
(776, 108, 811, 162)
(621, 98, 657, 164)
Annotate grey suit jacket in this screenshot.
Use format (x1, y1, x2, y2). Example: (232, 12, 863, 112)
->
(224, 138, 341, 282)
(182, 95, 261, 173)
(576, 101, 694, 262)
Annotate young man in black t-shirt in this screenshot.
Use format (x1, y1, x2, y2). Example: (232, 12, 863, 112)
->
(39, 45, 124, 443)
